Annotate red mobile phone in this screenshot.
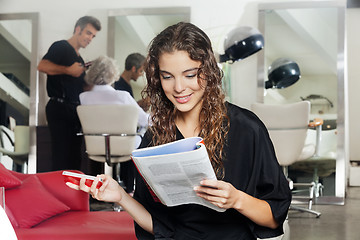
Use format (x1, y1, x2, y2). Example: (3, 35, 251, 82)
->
(62, 171, 103, 189)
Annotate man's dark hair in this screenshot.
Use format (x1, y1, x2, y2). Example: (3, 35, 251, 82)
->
(74, 16, 101, 33)
(125, 53, 145, 71)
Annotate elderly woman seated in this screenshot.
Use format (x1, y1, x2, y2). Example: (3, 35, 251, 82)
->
(80, 55, 149, 133)
(80, 55, 150, 193)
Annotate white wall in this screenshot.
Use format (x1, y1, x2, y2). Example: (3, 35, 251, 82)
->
(264, 74, 338, 115)
(1, 0, 349, 174)
(1, 0, 336, 120)
(347, 8, 360, 161)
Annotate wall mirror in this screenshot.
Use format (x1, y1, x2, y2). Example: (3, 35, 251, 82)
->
(107, 7, 190, 100)
(0, 13, 39, 173)
(257, 1, 345, 202)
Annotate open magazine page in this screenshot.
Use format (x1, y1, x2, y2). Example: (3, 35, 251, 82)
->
(132, 137, 225, 212)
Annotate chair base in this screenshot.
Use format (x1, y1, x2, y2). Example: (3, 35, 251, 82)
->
(13, 160, 28, 174)
(113, 162, 126, 212)
(289, 205, 321, 218)
(113, 202, 123, 212)
(103, 162, 127, 212)
(291, 181, 322, 218)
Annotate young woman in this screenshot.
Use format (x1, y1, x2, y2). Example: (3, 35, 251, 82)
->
(68, 22, 291, 240)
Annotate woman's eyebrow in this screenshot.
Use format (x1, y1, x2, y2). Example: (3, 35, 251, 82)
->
(159, 70, 172, 75)
(159, 67, 199, 75)
(183, 67, 199, 73)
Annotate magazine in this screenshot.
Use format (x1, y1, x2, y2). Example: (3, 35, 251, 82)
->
(131, 137, 225, 212)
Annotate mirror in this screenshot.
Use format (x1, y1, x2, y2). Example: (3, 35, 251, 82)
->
(257, 2, 346, 202)
(0, 13, 39, 173)
(107, 7, 190, 101)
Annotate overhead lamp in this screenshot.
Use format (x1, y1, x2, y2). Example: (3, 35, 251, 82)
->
(265, 58, 301, 89)
(219, 26, 264, 63)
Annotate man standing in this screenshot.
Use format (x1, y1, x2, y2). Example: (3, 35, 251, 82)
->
(114, 53, 146, 193)
(114, 53, 145, 98)
(38, 16, 101, 171)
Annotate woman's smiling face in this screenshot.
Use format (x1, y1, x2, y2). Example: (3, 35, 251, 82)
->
(159, 50, 206, 115)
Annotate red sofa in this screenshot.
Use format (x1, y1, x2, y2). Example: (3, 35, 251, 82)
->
(0, 163, 137, 240)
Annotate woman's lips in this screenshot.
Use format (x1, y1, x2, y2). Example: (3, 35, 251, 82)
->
(175, 94, 192, 104)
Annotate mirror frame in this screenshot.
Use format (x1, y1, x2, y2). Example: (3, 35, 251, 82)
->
(0, 12, 39, 173)
(257, 1, 346, 201)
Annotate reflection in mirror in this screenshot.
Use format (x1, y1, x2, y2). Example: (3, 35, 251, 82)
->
(0, 19, 31, 125)
(265, 58, 301, 89)
(0, 13, 38, 173)
(107, 8, 190, 101)
(257, 2, 345, 202)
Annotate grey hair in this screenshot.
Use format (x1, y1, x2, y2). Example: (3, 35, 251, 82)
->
(84, 55, 120, 85)
(74, 16, 101, 34)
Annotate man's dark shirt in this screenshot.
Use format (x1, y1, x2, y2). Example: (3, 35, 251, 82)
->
(43, 40, 85, 103)
(114, 76, 133, 97)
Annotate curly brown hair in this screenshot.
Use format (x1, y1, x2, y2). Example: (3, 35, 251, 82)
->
(143, 22, 229, 178)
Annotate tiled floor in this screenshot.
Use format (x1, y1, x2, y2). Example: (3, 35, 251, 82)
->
(90, 187, 360, 240)
(289, 187, 360, 240)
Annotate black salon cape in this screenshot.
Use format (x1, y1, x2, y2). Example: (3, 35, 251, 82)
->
(133, 102, 291, 240)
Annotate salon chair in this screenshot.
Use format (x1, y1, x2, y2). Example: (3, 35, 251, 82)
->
(0, 125, 29, 173)
(291, 127, 337, 198)
(76, 104, 140, 210)
(251, 101, 322, 217)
